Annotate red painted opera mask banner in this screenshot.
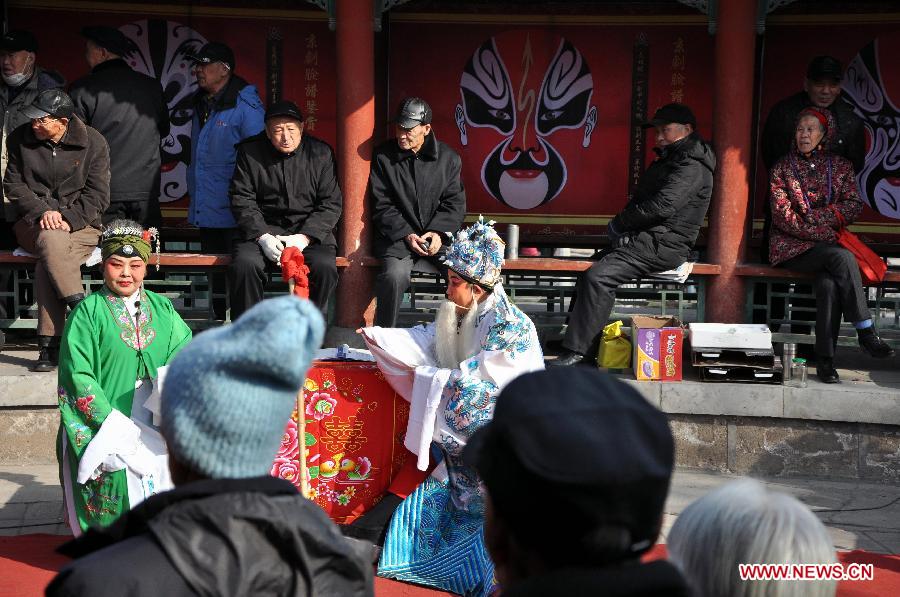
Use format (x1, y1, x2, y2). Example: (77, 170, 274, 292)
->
(455, 32, 598, 210)
(843, 37, 900, 220)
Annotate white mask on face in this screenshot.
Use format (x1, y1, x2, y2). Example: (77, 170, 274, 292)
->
(2, 71, 29, 86)
(2, 54, 34, 87)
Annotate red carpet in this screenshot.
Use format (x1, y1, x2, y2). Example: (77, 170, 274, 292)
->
(2, 535, 897, 596)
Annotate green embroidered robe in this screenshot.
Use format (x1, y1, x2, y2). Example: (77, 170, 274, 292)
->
(57, 287, 192, 532)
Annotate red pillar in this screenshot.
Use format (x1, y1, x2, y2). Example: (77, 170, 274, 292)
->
(335, 0, 375, 327)
(705, 0, 757, 323)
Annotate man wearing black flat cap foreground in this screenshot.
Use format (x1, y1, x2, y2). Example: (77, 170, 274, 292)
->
(69, 26, 170, 227)
(553, 103, 715, 366)
(462, 367, 690, 596)
(370, 96, 466, 327)
(3, 89, 110, 371)
(228, 100, 341, 317)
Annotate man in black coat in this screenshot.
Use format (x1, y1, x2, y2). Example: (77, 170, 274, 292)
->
(3, 90, 110, 371)
(761, 56, 865, 174)
(370, 97, 466, 327)
(462, 368, 690, 597)
(69, 26, 169, 228)
(46, 296, 373, 597)
(229, 100, 342, 318)
(553, 103, 715, 366)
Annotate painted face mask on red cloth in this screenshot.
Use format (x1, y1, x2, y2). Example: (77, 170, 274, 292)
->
(455, 31, 598, 210)
(842, 37, 900, 219)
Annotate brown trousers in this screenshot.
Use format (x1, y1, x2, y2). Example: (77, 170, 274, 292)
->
(14, 220, 100, 336)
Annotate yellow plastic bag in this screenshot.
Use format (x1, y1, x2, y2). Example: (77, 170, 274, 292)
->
(597, 320, 632, 369)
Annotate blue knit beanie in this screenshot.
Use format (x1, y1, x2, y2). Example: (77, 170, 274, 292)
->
(161, 295, 325, 479)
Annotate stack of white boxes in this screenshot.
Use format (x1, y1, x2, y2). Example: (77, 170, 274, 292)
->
(688, 323, 781, 383)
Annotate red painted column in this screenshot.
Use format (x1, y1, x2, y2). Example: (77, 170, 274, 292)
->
(335, 0, 375, 327)
(705, 0, 757, 323)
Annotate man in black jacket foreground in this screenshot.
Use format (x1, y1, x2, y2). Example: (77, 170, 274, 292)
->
(553, 103, 715, 366)
(228, 100, 342, 318)
(69, 26, 170, 228)
(370, 97, 466, 327)
(46, 295, 374, 597)
(462, 368, 690, 597)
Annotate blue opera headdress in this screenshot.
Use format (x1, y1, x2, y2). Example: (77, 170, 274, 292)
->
(442, 216, 505, 289)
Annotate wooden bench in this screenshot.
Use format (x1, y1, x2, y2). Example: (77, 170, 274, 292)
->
(735, 263, 900, 348)
(401, 259, 721, 332)
(0, 251, 353, 330)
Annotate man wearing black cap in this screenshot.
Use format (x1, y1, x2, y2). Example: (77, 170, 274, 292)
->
(228, 100, 341, 317)
(462, 368, 690, 596)
(186, 42, 264, 318)
(69, 26, 170, 228)
(762, 55, 865, 174)
(370, 96, 466, 327)
(553, 103, 715, 366)
(1, 30, 65, 336)
(3, 89, 110, 371)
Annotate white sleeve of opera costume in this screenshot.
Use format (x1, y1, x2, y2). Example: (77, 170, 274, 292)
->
(361, 324, 437, 402)
(76, 409, 142, 483)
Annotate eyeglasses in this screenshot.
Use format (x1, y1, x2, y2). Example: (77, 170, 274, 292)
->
(32, 115, 58, 125)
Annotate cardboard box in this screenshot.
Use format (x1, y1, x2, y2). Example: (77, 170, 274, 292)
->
(687, 323, 772, 350)
(632, 315, 683, 381)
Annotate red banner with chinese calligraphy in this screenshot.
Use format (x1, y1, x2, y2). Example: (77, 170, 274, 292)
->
(270, 361, 413, 525)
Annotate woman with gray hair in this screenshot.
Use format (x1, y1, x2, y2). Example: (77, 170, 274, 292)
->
(667, 478, 837, 597)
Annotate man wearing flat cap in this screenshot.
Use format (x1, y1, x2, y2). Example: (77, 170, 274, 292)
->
(553, 103, 715, 366)
(360, 217, 544, 596)
(69, 26, 170, 228)
(3, 89, 110, 371)
(229, 100, 341, 317)
(1, 30, 65, 337)
(462, 368, 690, 596)
(186, 41, 264, 318)
(370, 96, 466, 327)
(762, 55, 865, 174)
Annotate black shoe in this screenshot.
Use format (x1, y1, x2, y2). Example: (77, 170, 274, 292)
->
(549, 350, 585, 367)
(816, 357, 840, 384)
(857, 328, 895, 359)
(63, 293, 85, 314)
(31, 336, 60, 373)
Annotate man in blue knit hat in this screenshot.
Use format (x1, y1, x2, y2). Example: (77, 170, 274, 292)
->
(47, 296, 373, 596)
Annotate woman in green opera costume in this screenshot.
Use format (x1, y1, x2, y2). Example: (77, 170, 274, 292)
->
(57, 219, 192, 535)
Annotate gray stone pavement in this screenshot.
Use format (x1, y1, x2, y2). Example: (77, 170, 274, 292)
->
(2, 464, 899, 554)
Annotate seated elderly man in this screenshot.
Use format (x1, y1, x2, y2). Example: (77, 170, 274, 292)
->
(229, 100, 341, 318)
(359, 217, 545, 596)
(553, 103, 715, 366)
(3, 89, 109, 371)
(462, 368, 690, 596)
(47, 296, 373, 596)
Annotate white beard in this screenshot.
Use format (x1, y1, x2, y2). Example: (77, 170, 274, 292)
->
(434, 299, 479, 369)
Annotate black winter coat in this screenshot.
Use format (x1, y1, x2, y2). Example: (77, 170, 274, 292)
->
(46, 477, 374, 597)
(761, 91, 866, 173)
(501, 560, 691, 597)
(1, 66, 66, 220)
(230, 132, 342, 245)
(3, 116, 110, 230)
(370, 132, 466, 258)
(610, 133, 715, 256)
(69, 59, 170, 204)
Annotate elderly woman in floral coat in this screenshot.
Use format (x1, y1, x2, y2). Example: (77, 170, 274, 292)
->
(769, 107, 894, 383)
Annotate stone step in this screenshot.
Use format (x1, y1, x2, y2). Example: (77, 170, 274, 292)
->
(3, 348, 900, 484)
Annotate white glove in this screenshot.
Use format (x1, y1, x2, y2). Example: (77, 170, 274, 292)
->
(258, 233, 285, 263)
(276, 233, 310, 252)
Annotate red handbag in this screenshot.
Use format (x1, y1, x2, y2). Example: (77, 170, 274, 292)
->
(833, 210, 887, 284)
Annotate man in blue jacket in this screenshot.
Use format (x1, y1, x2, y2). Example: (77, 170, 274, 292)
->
(186, 42, 264, 318)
